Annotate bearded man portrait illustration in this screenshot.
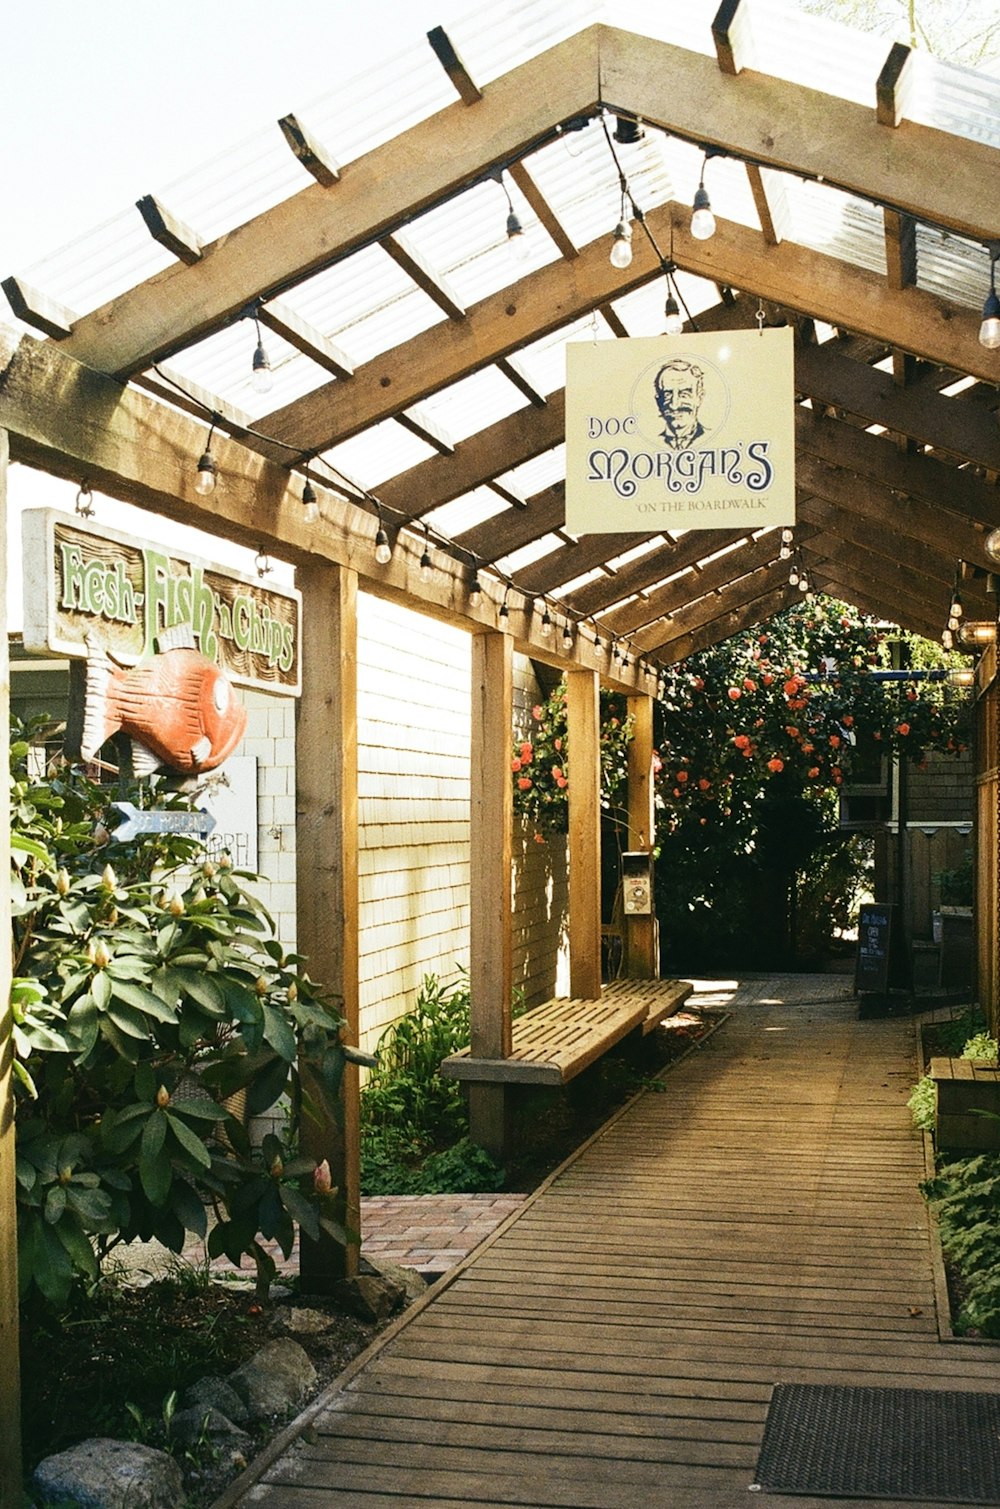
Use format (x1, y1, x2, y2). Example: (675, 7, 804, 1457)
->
(653, 358, 707, 450)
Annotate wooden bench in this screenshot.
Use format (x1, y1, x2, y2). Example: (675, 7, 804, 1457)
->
(930, 1056, 1000, 1151)
(440, 979, 694, 1086)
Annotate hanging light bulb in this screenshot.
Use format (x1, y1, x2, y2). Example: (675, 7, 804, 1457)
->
(664, 290, 683, 336)
(301, 476, 319, 525)
(942, 628, 955, 649)
(250, 304, 273, 394)
(468, 571, 483, 609)
(195, 418, 219, 496)
(540, 605, 553, 639)
(979, 251, 1000, 350)
(374, 511, 393, 565)
(781, 528, 794, 543)
(690, 155, 716, 241)
(419, 540, 433, 583)
(610, 220, 633, 270)
(498, 592, 510, 625)
(950, 597, 963, 620)
(788, 566, 799, 587)
(798, 573, 809, 593)
(948, 613, 960, 632)
(497, 173, 530, 263)
(562, 621, 573, 648)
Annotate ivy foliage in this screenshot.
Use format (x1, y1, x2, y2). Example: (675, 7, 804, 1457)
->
(10, 723, 347, 1308)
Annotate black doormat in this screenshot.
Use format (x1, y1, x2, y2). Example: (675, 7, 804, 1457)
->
(753, 1384, 1000, 1503)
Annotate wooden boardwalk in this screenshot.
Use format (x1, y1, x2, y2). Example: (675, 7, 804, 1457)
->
(238, 976, 1000, 1509)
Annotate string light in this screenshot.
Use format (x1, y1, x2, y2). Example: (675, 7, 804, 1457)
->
(562, 620, 574, 648)
(468, 570, 483, 609)
(250, 302, 273, 394)
(979, 246, 1000, 350)
(593, 632, 606, 660)
(691, 152, 717, 241)
(498, 589, 510, 625)
(301, 475, 319, 525)
(540, 604, 553, 639)
(419, 530, 433, 584)
(194, 416, 219, 496)
(779, 527, 794, 562)
(373, 506, 393, 565)
(609, 187, 633, 269)
(497, 172, 529, 262)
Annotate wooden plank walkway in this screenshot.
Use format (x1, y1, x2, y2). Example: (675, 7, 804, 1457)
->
(235, 975, 1000, 1509)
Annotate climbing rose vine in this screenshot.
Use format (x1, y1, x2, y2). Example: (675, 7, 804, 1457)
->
(512, 684, 635, 839)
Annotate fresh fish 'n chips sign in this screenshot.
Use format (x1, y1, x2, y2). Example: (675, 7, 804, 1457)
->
(22, 511, 301, 776)
(23, 511, 301, 696)
(565, 327, 795, 533)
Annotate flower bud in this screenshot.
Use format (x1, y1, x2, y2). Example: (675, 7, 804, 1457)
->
(255, 976, 269, 997)
(287, 980, 298, 1002)
(156, 1084, 170, 1107)
(92, 939, 111, 969)
(313, 1159, 333, 1194)
(101, 863, 117, 892)
(167, 892, 185, 917)
(201, 860, 217, 879)
(56, 868, 71, 897)
(270, 1154, 284, 1179)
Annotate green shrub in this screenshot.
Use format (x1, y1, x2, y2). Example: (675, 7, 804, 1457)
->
(907, 1076, 937, 1132)
(922, 1154, 1000, 1336)
(11, 724, 347, 1306)
(361, 971, 470, 1144)
(962, 1032, 999, 1063)
(931, 1007, 987, 1057)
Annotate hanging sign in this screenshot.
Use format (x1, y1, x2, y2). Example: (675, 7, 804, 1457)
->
(22, 510, 301, 696)
(565, 327, 795, 533)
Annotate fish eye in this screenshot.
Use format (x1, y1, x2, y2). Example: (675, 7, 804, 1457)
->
(212, 678, 229, 714)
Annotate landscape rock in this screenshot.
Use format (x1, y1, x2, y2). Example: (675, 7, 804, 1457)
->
(182, 1374, 249, 1426)
(32, 1438, 183, 1509)
(333, 1271, 406, 1321)
(363, 1256, 429, 1305)
(169, 1406, 251, 1470)
(271, 1304, 339, 1335)
(227, 1337, 317, 1421)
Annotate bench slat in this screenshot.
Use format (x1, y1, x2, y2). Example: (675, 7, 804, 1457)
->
(440, 980, 694, 1085)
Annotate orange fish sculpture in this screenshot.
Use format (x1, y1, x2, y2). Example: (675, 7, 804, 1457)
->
(80, 627, 247, 776)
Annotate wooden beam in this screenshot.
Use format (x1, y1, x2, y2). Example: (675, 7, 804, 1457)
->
(599, 530, 788, 638)
(746, 164, 791, 246)
(497, 355, 548, 407)
(427, 25, 483, 106)
(638, 559, 793, 653)
(508, 161, 579, 261)
(277, 113, 341, 187)
(296, 562, 360, 1288)
(884, 209, 917, 290)
(811, 564, 941, 639)
(258, 298, 356, 380)
(454, 482, 565, 563)
(564, 530, 740, 617)
(468, 631, 513, 1159)
(599, 303, 631, 340)
(55, 32, 601, 374)
(0, 327, 644, 686)
(624, 693, 658, 979)
(135, 194, 204, 265)
(712, 0, 755, 76)
(876, 42, 918, 129)
(378, 394, 565, 521)
(395, 404, 456, 455)
(801, 534, 961, 619)
(514, 531, 661, 597)
(1, 276, 74, 339)
(0, 427, 20, 1508)
(567, 669, 602, 1000)
(257, 200, 999, 459)
(658, 583, 793, 663)
(382, 233, 466, 321)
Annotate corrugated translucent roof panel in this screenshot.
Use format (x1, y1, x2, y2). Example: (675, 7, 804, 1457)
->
(785, 182, 887, 279)
(901, 45, 1000, 144)
(319, 420, 437, 492)
(498, 533, 566, 575)
(415, 367, 531, 443)
(915, 227, 991, 312)
(497, 445, 567, 498)
(422, 485, 512, 539)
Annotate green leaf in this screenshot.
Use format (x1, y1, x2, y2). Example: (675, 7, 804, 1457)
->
(168, 1097, 230, 1121)
(278, 1182, 319, 1240)
(170, 1179, 208, 1239)
(91, 970, 112, 1011)
(261, 1004, 297, 1064)
(141, 1108, 168, 1161)
(110, 979, 178, 1024)
(165, 1111, 212, 1169)
(44, 1184, 67, 1225)
(139, 1145, 172, 1207)
(172, 968, 226, 1016)
(106, 999, 154, 1041)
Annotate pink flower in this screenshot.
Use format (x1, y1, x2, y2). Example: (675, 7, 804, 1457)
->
(313, 1159, 333, 1194)
(511, 757, 522, 772)
(518, 776, 532, 791)
(532, 705, 543, 720)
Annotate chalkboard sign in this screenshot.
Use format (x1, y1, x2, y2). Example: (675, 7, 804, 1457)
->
(855, 902, 893, 994)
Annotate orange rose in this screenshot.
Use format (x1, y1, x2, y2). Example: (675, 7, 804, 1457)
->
(767, 757, 784, 773)
(518, 776, 532, 791)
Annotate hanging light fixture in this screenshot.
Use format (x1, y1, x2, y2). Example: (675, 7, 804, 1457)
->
(75, 481, 95, 518)
(254, 548, 273, 578)
(373, 506, 393, 565)
(662, 261, 685, 335)
(498, 589, 510, 625)
(942, 627, 954, 650)
(979, 246, 1000, 350)
(250, 302, 273, 394)
(540, 604, 553, 639)
(195, 417, 219, 496)
(609, 186, 633, 269)
(497, 172, 529, 262)
(779, 526, 794, 562)
(419, 530, 433, 584)
(562, 620, 574, 648)
(593, 631, 606, 660)
(612, 114, 644, 146)
(959, 621, 998, 645)
(301, 475, 319, 525)
(468, 570, 483, 609)
(948, 667, 976, 687)
(690, 152, 717, 241)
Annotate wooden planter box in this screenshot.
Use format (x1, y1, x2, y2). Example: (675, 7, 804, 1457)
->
(931, 1056, 1000, 1151)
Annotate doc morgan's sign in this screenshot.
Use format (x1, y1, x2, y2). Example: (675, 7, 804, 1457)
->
(22, 510, 302, 697)
(565, 327, 795, 533)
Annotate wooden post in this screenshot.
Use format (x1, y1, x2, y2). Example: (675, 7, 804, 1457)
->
(567, 669, 602, 1000)
(625, 694, 659, 979)
(295, 562, 360, 1288)
(468, 632, 513, 1159)
(0, 430, 20, 1505)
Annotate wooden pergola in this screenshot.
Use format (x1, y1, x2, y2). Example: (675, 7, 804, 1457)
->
(2, 5, 1000, 1497)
